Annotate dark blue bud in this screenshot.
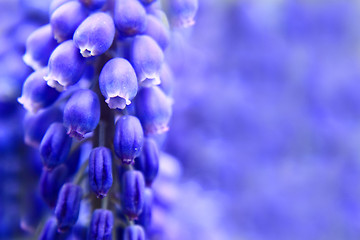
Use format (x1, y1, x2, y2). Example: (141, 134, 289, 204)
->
(144, 15, 169, 50)
(45, 40, 86, 91)
(40, 165, 68, 208)
(170, 0, 198, 28)
(134, 86, 171, 135)
(99, 58, 137, 109)
(40, 122, 73, 170)
(24, 106, 63, 148)
(23, 24, 58, 70)
(55, 183, 82, 232)
(158, 63, 174, 96)
(121, 170, 145, 220)
(88, 209, 114, 240)
(20, 193, 46, 234)
(130, 35, 164, 86)
(134, 138, 159, 185)
(18, 68, 60, 113)
(39, 217, 65, 240)
(136, 188, 153, 229)
(123, 225, 145, 240)
(74, 12, 115, 57)
(79, 0, 107, 10)
(50, 1, 88, 43)
(49, 0, 71, 15)
(113, 115, 144, 164)
(89, 147, 113, 198)
(64, 146, 82, 177)
(63, 89, 100, 139)
(114, 0, 147, 37)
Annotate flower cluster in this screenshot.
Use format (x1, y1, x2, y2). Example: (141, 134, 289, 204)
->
(15, 0, 198, 239)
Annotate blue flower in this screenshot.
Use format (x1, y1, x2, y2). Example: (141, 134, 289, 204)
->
(73, 12, 115, 58)
(39, 217, 66, 240)
(99, 58, 138, 110)
(123, 225, 145, 240)
(88, 209, 114, 240)
(89, 147, 113, 198)
(170, 0, 198, 28)
(134, 138, 159, 185)
(63, 89, 100, 139)
(113, 115, 144, 164)
(144, 14, 170, 50)
(78, 0, 107, 10)
(136, 188, 153, 229)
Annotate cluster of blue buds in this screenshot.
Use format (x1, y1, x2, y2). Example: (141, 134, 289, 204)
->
(14, 0, 198, 239)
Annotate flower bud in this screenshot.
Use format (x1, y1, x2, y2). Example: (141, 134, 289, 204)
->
(134, 138, 159, 185)
(158, 63, 174, 96)
(39, 217, 64, 240)
(40, 122, 73, 170)
(88, 209, 114, 240)
(18, 68, 60, 113)
(63, 89, 100, 139)
(89, 147, 113, 198)
(114, 0, 147, 37)
(99, 58, 138, 109)
(121, 170, 145, 220)
(44, 40, 86, 91)
(39, 165, 68, 208)
(49, 0, 71, 15)
(134, 86, 171, 135)
(55, 183, 82, 232)
(74, 12, 115, 57)
(79, 0, 107, 10)
(123, 225, 145, 240)
(50, 1, 88, 43)
(136, 188, 153, 229)
(130, 35, 164, 86)
(144, 15, 169, 50)
(24, 106, 63, 148)
(113, 115, 144, 164)
(23, 24, 58, 70)
(170, 0, 198, 28)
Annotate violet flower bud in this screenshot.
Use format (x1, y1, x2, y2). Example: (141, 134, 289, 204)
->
(158, 63, 174, 96)
(50, 1, 88, 43)
(49, 0, 71, 15)
(79, 0, 107, 10)
(136, 188, 153, 229)
(55, 183, 82, 232)
(130, 35, 164, 86)
(39, 217, 64, 240)
(40, 122, 73, 170)
(134, 138, 159, 185)
(23, 24, 58, 70)
(114, 0, 147, 37)
(113, 115, 144, 164)
(134, 86, 172, 135)
(88, 209, 114, 240)
(18, 68, 60, 113)
(39, 165, 68, 208)
(73, 12, 115, 57)
(99, 58, 138, 110)
(123, 225, 145, 240)
(170, 0, 198, 28)
(121, 170, 145, 220)
(144, 14, 169, 50)
(63, 89, 100, 139)
(24, 106, 63, 148)
(44, 40, 86, 91)
(89, 147, 113, 198)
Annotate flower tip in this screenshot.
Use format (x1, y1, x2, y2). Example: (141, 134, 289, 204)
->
(140, 75, 161, 87)
(122, 158, 135, 165)
(67, 128, 85, 140)
(23, 53, 42, 70)
(105, 96, 129, 110)
(44, 75, 65, 92)
(80, 48, 94, 58)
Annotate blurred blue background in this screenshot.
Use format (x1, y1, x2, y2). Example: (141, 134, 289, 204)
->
(2, 0, 360, 239)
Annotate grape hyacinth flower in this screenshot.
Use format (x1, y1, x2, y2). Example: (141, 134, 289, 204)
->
(78, 0, 107, 10)
(136, 188, 153, 229)
(63, 89, 100, 139)
(40, 122, 73, 170)
(114, 0, 147, 37)
(39, 218, 64, 240)
(44, 40, 86, 91)
(50, 1, 88, 43)
(55, 183, 82, 232)
(170, 0, 199, 28)
(130, 35, 164, 86)
(73, 12, 115, 58)
(49, 0, 72, 15)
(134, 138, 159, 185)
(18, 68, 60, 113)
(113, 115, 144, 164)
(88, 209, 114, 240)
(89, 147, 113, 198)
(123, 225, 146, 240)
(99, 58, 138, 109)
(134, 86, 172, 135)
(121, 170, 145, 220)
(144, 14, 170, 51)
(23, 24, 58, 70)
